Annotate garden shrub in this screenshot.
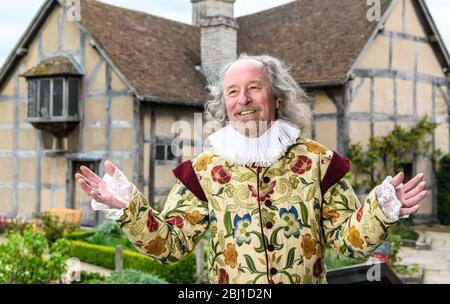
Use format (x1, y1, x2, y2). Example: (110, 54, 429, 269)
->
(391, 219, 419, 241)
(104, 269, 168, 284)
(436, 153, 450, 225)
(324, 248, 363, 270)
(0, 226, 70, 283)
(84, 220, 136, 251)
(34, 212, 78, 243)
(64, 230, 96, 241)
(0, 216, 38, 235)
(69, 240, 198, 283)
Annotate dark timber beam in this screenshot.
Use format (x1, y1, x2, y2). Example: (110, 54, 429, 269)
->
(352, 69, 448, 85)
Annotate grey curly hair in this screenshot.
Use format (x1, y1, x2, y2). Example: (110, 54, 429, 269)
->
(204, 54, 312, 131)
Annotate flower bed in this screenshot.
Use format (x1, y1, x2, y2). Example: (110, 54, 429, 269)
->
(392, 264, 424, 284)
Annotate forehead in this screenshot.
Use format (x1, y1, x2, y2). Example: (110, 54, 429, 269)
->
(223, 59, 268, 87)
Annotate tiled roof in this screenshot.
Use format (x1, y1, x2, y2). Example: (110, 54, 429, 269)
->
(237, 0, 392, 85)
(79, 0, 392, 103)
(80, 0, 207, 104)
(21, 55, 82, 78)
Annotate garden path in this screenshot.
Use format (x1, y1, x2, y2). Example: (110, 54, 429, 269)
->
(397, 230, 450, 283)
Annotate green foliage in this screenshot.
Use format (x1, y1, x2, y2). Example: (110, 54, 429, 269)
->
(74, 271, 106, 284)
(385, 233, 402, 265)
(84, 220, 136, 251)
(64, 230, 96, 241)
(348, 117, 440, 192)
(0, 216, 37, 235)
(392, 264, 420, 275)
(0, 226, 70, 283)
(76, 269, 168, 284)
(391, 219, 419, 241)
(324, 248, 363, 270)
(436, 153, 450, 225)
(34, 212, 78, 243)
(69, 240, 198, 283)
(105, 269, 168, 284)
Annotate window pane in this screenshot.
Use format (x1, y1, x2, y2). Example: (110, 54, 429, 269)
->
(167, 145, 176, 160)
(27, 80, 37, 118)
(39, 79, 50, 118)
(155, 145, 165, 160)
(68, 78, 79, 117)
(52, 78, 63, 117)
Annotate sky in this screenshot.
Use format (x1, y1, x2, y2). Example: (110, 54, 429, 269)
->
(0, 0, 449, 68)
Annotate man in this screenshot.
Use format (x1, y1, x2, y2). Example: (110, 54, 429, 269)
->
(76, 54, 426, 284)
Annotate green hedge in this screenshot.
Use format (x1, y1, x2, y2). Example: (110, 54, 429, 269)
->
(437, 154, 450, 225)
(69, 240, 197, 283)
(64, 230, 96, 241)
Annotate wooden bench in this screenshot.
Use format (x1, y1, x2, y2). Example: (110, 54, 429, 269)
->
(46, 208, 82, 227)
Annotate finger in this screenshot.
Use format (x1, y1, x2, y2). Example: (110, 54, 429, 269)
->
(404, 181, 426, 200)
(90, 190, 107, 205)
(400, 204, 420, 217)
(77, 178, 99, 196)
(75, 173, 98, 189)
(390, 172, 404, 187)
(402, 190, 427, 208)
(104, 160, 116, 176)
(402, 173, 424, 192)
(80, 166, 102, 184)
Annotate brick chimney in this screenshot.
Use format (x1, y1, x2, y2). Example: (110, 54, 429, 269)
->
(191, 0, 238, 81)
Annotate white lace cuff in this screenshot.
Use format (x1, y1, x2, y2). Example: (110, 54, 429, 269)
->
(90, 165, 132, 221)
(375, 176, 402, 221)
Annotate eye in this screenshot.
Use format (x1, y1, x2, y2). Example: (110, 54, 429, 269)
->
(249, 86, 260, 90)
(228, 90, 238, 96)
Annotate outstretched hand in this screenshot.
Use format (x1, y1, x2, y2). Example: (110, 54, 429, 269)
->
(75, 160, 127, 209)
(390, 172, 427, 217)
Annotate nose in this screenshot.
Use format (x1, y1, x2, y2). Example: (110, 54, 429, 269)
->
(237, 89, 251, 106)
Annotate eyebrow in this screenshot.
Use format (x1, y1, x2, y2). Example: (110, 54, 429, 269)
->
(224, 81, 263, 91)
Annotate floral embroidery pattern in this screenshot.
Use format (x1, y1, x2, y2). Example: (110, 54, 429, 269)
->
(224, 243, 238, 268)
(194, 154, 213, 171)
(146, 212, 159, 232)
(117, 138, 398, 284)
(301, 233, 317, 259)
(322, 206, 340, 224)
(185, 210, 203, 225)
(211, 165, 232, 184)
(290, 155, 312, 174)
(144, 236, 166, 256)
(348, 225, 364, 249)
(233, 214, 252, 246)
(280, 207, 302, 238)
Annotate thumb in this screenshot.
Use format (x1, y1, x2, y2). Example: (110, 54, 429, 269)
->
(390, 172, 404, 187)
(104, 160, 116, 176)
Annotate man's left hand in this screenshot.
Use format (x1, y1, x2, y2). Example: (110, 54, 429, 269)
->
(390, 172, 427, 217)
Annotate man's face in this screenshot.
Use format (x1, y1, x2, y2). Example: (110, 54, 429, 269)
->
(223, 59, 278, 126)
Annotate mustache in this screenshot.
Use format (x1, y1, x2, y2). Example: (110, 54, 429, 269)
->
(234, 105, 261, 114)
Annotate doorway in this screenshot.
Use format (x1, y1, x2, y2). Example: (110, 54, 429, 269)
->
(71, 160, 99, 227)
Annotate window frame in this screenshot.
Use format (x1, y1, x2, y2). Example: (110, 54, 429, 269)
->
(26, 77, 80, 122)
(153, 137, 181, 165)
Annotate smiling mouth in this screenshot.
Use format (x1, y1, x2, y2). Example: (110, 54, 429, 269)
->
(238, 110, 257, 116)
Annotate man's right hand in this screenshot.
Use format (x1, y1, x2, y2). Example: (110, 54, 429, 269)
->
(75, 160, 127, 209)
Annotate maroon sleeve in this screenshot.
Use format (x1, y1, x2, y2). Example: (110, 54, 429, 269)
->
(172, 160, 208, 202)
(320, 150, 350, 195)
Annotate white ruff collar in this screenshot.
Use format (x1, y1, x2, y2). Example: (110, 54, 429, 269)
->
(207, 119, 301, 167)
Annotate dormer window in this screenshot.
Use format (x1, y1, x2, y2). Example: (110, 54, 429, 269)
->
(21, 56, 82, 137)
